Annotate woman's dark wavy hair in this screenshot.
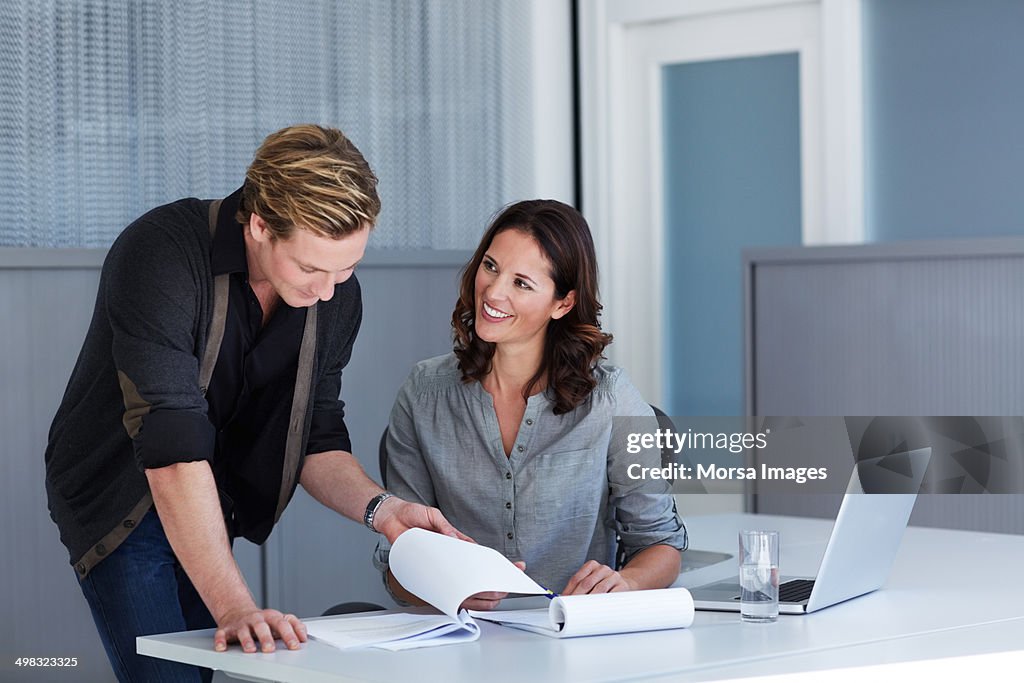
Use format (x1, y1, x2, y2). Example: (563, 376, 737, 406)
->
(452, 199, 613, 415)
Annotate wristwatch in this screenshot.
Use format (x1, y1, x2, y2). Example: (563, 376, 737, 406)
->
(364, 492, 395, 531)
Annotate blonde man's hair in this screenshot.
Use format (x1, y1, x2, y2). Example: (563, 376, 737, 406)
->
(238, 124, 380, 240)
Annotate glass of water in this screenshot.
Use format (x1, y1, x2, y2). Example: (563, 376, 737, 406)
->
(738, 530, 779, 623)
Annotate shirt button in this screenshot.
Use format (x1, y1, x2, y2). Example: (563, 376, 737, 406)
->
(506, 472, 512, 480)
(525, 419, 534, 426)
(96, 544, 107, 556)
(123, 519, 135, 529)
(507, 532, 514, 540)
(505, 502, 512, 509)
(76, 562, 86, 574)
(516, 445, 525, 453)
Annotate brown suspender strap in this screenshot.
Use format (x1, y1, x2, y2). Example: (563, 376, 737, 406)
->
(200, 199, 229, 396)
(275, 304, 318, 522)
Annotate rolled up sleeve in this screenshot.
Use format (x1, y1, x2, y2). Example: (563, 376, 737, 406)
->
(106, 224, 214, 471)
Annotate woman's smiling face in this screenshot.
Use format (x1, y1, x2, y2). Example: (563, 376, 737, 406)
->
(473, 228, 575, 351)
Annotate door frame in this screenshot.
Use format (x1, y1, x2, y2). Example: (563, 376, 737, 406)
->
(579, 0, 863, 405)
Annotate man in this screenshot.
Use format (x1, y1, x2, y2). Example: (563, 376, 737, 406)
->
(45, 124, 462, 682)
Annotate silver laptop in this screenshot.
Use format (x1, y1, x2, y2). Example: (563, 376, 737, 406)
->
(690, 447, 930, 615)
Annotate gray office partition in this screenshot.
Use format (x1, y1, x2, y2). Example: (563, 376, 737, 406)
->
(0, 247, 467, 681)
(744, 239, 1024, 533)
(1, 250, 112, 682)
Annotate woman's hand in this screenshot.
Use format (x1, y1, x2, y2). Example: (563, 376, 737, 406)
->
(562, 560, 636, 595)
(460, 591, 509, 611)
(459, 561, 527, 611)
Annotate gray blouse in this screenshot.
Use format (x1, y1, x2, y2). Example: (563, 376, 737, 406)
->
(373, 353, 687, 594)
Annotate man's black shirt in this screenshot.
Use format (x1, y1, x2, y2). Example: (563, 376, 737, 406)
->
(208, 188, 353, 529)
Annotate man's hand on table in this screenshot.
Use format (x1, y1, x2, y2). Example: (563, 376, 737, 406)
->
(213, 606, 308, 653)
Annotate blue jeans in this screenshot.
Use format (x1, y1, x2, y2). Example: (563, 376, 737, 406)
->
(77, 508, 216, 683)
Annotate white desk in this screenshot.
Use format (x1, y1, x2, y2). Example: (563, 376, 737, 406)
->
(137, 513, 1024, 682)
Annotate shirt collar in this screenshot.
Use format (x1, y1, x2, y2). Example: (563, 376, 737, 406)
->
(211, 186, 247, 276)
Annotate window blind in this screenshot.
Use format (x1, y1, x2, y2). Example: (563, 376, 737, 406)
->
(0, 1, 534, 248)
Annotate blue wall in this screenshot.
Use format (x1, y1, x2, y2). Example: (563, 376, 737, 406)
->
(864, 0, 1024, 241)
(662, 54, 803, 416)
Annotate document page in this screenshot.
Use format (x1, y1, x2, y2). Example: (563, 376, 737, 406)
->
(388, 528, 549, 618)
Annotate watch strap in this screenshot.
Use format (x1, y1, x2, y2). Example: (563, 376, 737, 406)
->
(364, 492, 395, 531)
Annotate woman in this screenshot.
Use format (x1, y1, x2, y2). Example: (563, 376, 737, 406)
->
(375, 200, 686, 609)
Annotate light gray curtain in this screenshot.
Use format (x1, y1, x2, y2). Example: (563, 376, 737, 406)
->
(0, 1, 533, 248)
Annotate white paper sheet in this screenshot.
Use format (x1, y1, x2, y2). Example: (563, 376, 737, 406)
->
(388, 528, 549, 618)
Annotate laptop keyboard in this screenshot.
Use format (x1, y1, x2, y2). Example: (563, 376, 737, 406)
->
(778, 579, 815, 603)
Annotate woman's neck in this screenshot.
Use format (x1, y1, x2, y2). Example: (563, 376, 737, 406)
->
(484, 342, 545, 399)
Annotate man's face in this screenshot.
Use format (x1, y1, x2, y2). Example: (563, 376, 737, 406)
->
(248, 215, 370, 308)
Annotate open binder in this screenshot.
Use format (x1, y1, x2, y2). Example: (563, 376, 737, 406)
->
(306, 529, 694, 651)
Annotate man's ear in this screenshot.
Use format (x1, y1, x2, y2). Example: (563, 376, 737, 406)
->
(249, 213, 273, 244)
(551, 290, 577, 320)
